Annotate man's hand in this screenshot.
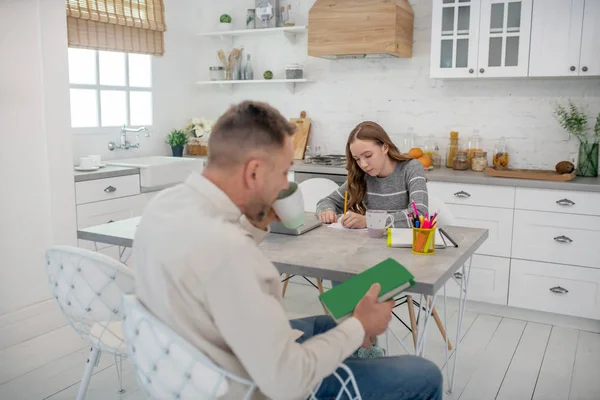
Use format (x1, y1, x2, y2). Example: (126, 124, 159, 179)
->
(248, 209, 280, 231)
(318, 210, 338, 224)
(341, 212, 367, 229)
(353, 284, 393, 339)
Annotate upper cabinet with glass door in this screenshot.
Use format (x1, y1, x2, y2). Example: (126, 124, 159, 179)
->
(477, 0, 533, 77)
(431, 0, 481, 78)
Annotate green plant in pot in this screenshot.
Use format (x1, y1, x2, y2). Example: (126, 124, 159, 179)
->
(167, 129, 188, 157)
(554, 101, 600, 177)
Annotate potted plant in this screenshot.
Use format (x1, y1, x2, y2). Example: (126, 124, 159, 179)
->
(554, 101, 600, 177)
(186, 117, 214, 156)
(166, 129, 188, 157)
(218, 14, 232, 31)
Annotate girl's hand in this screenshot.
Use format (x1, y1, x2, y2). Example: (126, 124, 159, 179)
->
(341, 212, 367, 229)
(318, 210, 338, 224)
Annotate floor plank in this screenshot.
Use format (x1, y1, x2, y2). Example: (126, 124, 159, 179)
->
(0, 348, 114, 400)
(0, 301, 56, 330)
(426, 309, 478, 370)
(569, 331, 600, 400)
(496, 322, 552, 400)
(460, 318, 527, 400)
(0, 305, 67, 351)
(440, 314, 503, 400)
(533, 326, 579, 400)
(0, 325, 86, 385)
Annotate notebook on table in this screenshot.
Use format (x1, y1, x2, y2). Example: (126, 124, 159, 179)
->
(318, 258, 415, 322)
(386, 228, 447, 249)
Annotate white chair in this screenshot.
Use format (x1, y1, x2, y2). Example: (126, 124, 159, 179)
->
(121, 295, 362, 400)
(428, 194, 458, 226)
(281, 178, 340, 305)
(46, 246, 134, 400)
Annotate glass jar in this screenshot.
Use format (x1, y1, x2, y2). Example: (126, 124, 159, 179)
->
(471, 151, 488, 172)
(209, 66, 225, 81)
(246, 9, 256, 29)
(446, 131, 459, 168)
(493, 137, 510, 170)
(467, 130, 482, 169)
(452, 150, 468, 170)
(432, 145, 442, 168)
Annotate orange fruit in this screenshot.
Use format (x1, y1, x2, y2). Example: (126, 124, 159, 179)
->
(408, 147, 424, 159)
(418, 155, 432, 168)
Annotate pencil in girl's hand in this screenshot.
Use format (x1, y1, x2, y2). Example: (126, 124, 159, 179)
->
(343, 191, 348, 216)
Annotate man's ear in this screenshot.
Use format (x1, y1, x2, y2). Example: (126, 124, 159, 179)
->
(243, 159, 262, 189)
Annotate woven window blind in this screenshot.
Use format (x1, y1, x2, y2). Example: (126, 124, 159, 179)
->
(66, 0, 166, 56)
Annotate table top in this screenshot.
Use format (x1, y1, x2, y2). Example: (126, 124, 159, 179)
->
(78, 217, 487, 296)
(260, 225, 488, 295)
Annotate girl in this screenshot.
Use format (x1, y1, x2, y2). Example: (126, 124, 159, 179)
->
(317, 121, 428, 228)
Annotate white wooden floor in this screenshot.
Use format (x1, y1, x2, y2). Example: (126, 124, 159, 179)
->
(1, 281, 599, 400)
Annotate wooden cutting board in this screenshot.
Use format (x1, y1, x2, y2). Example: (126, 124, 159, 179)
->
(290, 111, 312, 160)
(484, 167, 576, 182)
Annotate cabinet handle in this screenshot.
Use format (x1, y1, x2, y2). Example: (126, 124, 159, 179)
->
(570, 66, 576, 72)
(107, 220, 115, 223)
(104, 186, 117, 193)
(469, 68, 474, 74)
(454, 190, 471, 198)
(556, 198, 575, 206)
(582, 66, 588, 72)
(479, 68, 485, 73)
(549, 286, 568, 294)
(554, 235, 573, 243)
(453, 272, 463, 279)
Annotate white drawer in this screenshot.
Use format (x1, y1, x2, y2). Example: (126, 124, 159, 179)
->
(428, 181, 515, 209)
(512, 210, 600, 269)
(515, 187, 600, 216)
(443, 255, 509, 305)
(447, 204, 514, 257)
(75, 175, 140, 205)
(509, 259, 600, 320)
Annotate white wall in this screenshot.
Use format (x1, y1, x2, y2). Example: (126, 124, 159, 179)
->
(71, 0, 200, 163)
(194, 0, 600, 169)
(0, 0, 76, 315)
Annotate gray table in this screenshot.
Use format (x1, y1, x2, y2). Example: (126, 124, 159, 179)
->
(78, 218, 487, 394)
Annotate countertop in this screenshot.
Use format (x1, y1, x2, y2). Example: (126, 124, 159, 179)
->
(74, 166, 140, 182)
(290, 161, 600, 193)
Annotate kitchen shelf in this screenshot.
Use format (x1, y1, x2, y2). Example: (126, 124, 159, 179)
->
(197, 26, 307, 43)
(196, 78, 311, 94)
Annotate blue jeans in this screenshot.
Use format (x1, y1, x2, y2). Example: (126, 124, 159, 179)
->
(290, 315, 443, 400)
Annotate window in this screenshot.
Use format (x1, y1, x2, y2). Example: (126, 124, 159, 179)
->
(68, 48, 153, 128)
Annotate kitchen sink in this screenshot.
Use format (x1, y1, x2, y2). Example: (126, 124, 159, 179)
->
(106, 156, 202, 189)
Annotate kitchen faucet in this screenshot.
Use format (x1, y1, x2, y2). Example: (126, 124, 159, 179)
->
(108, 125, 151, 151)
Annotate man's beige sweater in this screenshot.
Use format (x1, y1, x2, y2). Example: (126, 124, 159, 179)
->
(134, 173, 365, 399)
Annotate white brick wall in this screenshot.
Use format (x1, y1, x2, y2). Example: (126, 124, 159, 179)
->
(194, 0, 600, 169)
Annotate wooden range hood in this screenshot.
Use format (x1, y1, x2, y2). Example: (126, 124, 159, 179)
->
(308, 0, 414, 59)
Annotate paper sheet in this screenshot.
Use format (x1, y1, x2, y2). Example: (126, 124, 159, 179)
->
(326, 220, 368, 231)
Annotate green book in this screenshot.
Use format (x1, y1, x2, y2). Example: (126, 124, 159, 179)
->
(319, 258, 415, 322)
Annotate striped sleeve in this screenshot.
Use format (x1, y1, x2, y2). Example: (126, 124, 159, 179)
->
(391, 160, 429, 228)
(315, 181, 347, 216)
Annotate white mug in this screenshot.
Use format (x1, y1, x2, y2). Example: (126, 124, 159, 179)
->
(79, 157, 94, 170)
(366, 210, 394, 238)
(272, 182, 305, 229)
(89, 155, 102, 167)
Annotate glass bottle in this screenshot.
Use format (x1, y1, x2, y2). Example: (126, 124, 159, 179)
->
(446, 131, 459, 168)
(285, 4, 295, 26)
(401, 127, 415, 154)
(467, 130, 482, 169)
(244, 54, 254, 80)
(432, 145, 441, 168)
(493, 137, 510, 170)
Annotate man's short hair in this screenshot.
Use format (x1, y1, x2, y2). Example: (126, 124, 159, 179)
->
(207, 101, 296, 168)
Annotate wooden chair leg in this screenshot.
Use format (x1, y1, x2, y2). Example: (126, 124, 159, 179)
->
(425, 295, 453, 351)
(316, 279, 328, 314)
(406, 295, 418, 349)
(281, 273, 291, 297)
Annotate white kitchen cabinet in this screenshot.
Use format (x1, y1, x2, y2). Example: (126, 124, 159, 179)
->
(529, 0, 600, 77)
(431, 0, 481, 78)
(430, 0, 533, 78)
(515, 187, 600, 217)
(512, 209, 600, 269)
(510, 259, 600, 320)
(579, 0, 600, 76)
(447, 204, 514, 257)
(427, 181, 515, 209)
(444, 254, 510, 305)
(75, 175, 141, 205)
(477, 0, 533, 77)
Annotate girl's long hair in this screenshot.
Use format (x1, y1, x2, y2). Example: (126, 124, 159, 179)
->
(346, 121, 412, 214)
